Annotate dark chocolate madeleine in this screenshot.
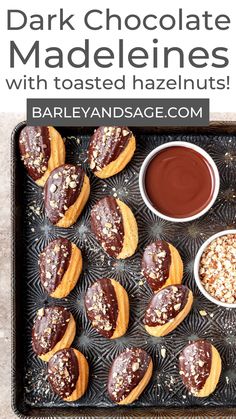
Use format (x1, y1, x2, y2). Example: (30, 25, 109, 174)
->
(48, 348, 89, 401)
(141, 240, 183, 292)
(88, 126, 136, 178)
(32, 306, 76, 362)
(19, 126, 65, 186)
(108, 347, 153, 404)
(85, 278, 129, 339)
(91, 196, 138, 259)
(144, 285, 193, 337)
(179, 340, 222, 397)
(39, 237, 82, 299)
(40, 238, 71, 294)
(44, 164, 90, 228)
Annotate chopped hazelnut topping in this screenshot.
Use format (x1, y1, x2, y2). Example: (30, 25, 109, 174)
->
(32, 307, 71, 355)
(85, 278, 118, 338)
(39, 238, 72, 294)
(69, 181, 77, 189)
(161, 347, 166, 358)
(144, 285, 188, 326)
(142, 240, 171, 292)
(90, 197, 124, 257)
(37, 307, 44, 317)
(199, 234, 236, 304)
(108, 348, 150, 403)
(50, 184, 57, 193)
(89, 126, 131, 172)
(131, 362, 140, 372)
(19, 126, 51, 180)
(179, 340, 212, 395)
(48, 348, 78, 398)
(90, 159, 96, 169)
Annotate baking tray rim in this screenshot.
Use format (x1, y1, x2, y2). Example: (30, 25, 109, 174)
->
(11, 120, 236, 418)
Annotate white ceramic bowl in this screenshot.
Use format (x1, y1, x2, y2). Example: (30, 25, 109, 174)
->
(139, 141, 220, 223)
(194, 229, 236, 308)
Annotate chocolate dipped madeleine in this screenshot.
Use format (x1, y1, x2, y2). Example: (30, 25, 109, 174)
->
(48, 348, 89, 401)
(91, 196, 138, 259)
(32, 306, 76, 362)
(142, 240, 183, 292)
(144, 285, 193, 337)
(108, 347, 153, 404)
(179, 340, 222, 397)
(44, 164, 90, 227)
(85, 278, 129, 339)
(88, 126, 136, 178)
(19, 126, 65, 186)
(39, 237, 82, 299)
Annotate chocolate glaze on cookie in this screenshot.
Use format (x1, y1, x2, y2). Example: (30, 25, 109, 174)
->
(88, 126, 132, 172)
(19, 126, 51, 181)
(85, 278, 118, 338)
(48, 348, 78, 398)
(32, 306, 71, 356)
(179, 340, 212, 394)
(91, 196, 124, 258)
(44, 164, 85, 224)
(142, 240, 171, 292)
(39, 238, 72, 294)
(108, 347, 151, 403)
(144, 285, 189, 327)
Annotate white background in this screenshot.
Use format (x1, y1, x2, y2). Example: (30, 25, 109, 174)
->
(0, 0, 235, 113)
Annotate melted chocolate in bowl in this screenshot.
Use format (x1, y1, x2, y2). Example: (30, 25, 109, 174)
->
(144, 146, 215, 219)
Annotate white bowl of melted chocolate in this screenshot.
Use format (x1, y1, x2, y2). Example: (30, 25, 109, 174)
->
(139, 141, 220, 222)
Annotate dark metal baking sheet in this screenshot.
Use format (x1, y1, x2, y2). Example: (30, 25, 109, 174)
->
(12, 122, 236, 418)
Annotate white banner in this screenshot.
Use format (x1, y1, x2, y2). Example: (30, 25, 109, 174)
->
(0, 0, 235, 112)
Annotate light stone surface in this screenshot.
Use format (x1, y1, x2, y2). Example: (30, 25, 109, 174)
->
(0, 112, 235, 418)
